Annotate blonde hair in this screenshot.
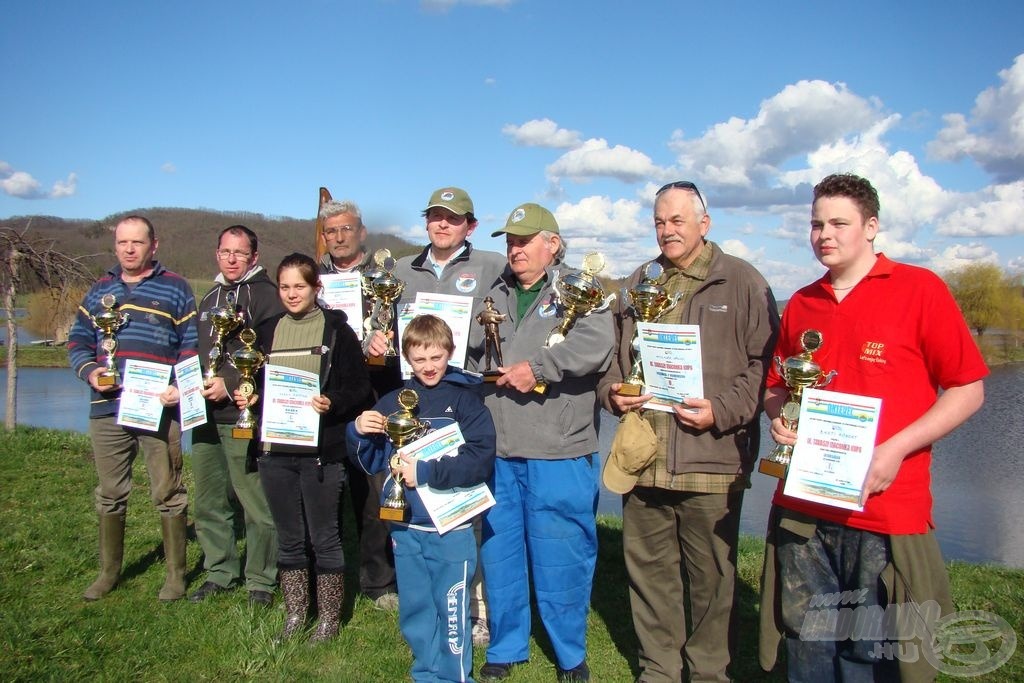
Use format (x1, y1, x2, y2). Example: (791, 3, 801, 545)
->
(401, 315, 455, 358)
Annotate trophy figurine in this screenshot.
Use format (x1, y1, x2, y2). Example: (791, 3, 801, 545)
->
(476, 296, 507, 382)
(90, 293, 130, 387)
(618, 262, 684, 396)
(229, 328, 266, 439)
(364, 249, 405, 366)
(535, 252, 615, 394)
(380, 389, 432, 522)
(204, 297, 245, 383)
(758, 329, 837, 478)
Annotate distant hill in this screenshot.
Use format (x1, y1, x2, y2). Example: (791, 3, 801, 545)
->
(1, 208, 423, 282)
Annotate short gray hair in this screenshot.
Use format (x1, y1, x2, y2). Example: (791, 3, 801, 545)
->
(319, 199, 364, 227)
(539, 230, 566, 262)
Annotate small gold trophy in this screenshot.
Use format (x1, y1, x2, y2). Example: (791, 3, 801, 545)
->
(618, 262, 684, 396)
(534, 253, 615, 395)
(476, 296, 507, 382)
(229, 328, 266, 439)
(758, 329, 837, 478)
(90, 293, 130, 387)
(380, 389, 432, 522)
(204, 298, 245, 383)
(364, 249, 405, 366)
(360, 248, 389, 337)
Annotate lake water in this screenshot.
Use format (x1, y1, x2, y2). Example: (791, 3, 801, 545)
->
(3, 363, 1022, 567)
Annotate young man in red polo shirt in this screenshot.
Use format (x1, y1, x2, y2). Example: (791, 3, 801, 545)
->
(760, 173, 987, 682)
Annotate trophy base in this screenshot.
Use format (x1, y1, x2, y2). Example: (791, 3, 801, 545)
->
(232, 427, 255, 440)
(367, 355, 387, 367)
(532, 381, 549, 395)
(97, 373, 118, 387)
(758, 458, 788, 479)
(482, 371, 501, 383)
(379, 506, 409, 522)
(617, 383, 644, 397)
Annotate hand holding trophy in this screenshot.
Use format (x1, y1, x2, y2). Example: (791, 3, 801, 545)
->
(229, 328, 266, 439)
(379, 389, 432, 522)
(363, 249, 405, 366)
(759, 329, 837, 478)
(89, 293, 130, 387)
(617, 262, 684, 397)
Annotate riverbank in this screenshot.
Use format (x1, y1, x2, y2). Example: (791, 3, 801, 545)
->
(1, 427, 1020, 680)
(0, 345, 69, 367)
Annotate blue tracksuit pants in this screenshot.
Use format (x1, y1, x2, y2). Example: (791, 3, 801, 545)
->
(480, 455, 598, 670)
(392, 523, 476, 683)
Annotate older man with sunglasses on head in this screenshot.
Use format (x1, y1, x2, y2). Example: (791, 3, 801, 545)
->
(598, 182, 780, 682)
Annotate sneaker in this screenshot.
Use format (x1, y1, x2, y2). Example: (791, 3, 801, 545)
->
(188, 581, 232, 603)
(479, 661, 526, 681)
(472, 618, 490, 646)
(556, 661, 590, 682)
(372, 592, 399, 612)
(248, 590, 274, 607)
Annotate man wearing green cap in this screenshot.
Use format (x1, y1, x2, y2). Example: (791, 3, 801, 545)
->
(474, 203, 613, 682)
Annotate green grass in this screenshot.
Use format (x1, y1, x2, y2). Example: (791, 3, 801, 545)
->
(1, 426, 1021, 681)
(0, 345, 69, 367)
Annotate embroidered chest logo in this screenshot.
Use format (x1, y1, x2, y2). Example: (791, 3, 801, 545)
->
(537, 293, 557, 318)
(860, 340, 886, 365)
(455, 273, 478, 293)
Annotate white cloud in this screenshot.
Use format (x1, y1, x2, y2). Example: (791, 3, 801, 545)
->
(502, 119, 582, 149)
(0, 161, 77, 199)
(161, 162, 177, 173)
(421, 0, 515, 12)
(547, 139, 660, 184)
(927, 53, 1024, 182)
(483, 77, 497, 86)
(382, 222, 426, 244)
(553, 195, 658, 277)
(929, 243, 1000, 276)
(934, 181, 1024, 237)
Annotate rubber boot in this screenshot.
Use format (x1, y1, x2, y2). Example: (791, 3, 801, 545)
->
(83, 514, 126, 601)
(158, 513, 188, 601)
(275, 568, 310, 643)
(309, 571, 344, 644)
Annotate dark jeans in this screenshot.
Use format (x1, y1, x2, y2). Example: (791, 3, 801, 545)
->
(259, 455, 345, 572)
(777, 519, 899, 683)
(340, 459, 397, 598)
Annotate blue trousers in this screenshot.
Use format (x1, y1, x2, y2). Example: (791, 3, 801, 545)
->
(481, 455, 598, 670)
(392, 524, 476, 683)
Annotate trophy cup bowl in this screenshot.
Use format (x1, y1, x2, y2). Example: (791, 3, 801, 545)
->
(90, 293, 129, 387)
(380, 389, 431, 521)
(229, 329, 266, 439)
(366, 251, 405, 366)
(618, 262, 683, 397)
(205, 305, 244, 382)
(758, 329, 837, 478)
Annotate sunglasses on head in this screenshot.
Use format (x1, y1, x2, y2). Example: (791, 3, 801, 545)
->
(656, 181, 706, 213)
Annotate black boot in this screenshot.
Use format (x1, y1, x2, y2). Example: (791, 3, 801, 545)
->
(275, 568, 310, 643)
(83, 514, 126, 601)
(309, 571, 344, 644)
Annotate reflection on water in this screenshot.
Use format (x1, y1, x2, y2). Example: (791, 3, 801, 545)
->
(2, 363, 1022, 567)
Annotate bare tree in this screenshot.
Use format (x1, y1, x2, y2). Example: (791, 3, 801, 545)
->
(1, 225, 98, 430)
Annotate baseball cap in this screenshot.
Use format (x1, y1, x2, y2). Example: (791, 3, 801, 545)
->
(425, 187, 474, 216)
(601, 411, 658, 494)
(491, 202, 559, 237)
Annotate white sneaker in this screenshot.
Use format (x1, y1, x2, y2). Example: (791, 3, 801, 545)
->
(373, 592, 399, 612)
(472, 618, 490, 646)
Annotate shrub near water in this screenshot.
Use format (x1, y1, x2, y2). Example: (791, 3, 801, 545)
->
(1, 427, 1021, 681)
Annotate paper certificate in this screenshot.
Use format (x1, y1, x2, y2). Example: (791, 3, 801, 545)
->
(396, 302, 417, 379)
(414, 292, 473, 367)
(117, 359, 172, 431)
(318, 272, 364, 339)
(174, 355, 207, 431)
(260, 364, 321, 447)
(400, 422, 496, 534)
(637, 323, 704, 413)
(783, 388, 883, 511)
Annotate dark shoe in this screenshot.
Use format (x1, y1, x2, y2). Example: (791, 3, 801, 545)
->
(249, 590, 274, 606)
(189, 581, 232, 603)
(557, 661, 590, 682)
(479, 661, 527, 681)
(309, 572, 344, 644)
(275, 568, 310, 644)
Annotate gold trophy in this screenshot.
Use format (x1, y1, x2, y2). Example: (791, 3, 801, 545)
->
(204, 296, 245, 383)
(364, 249, 405, 366)
(618, 262, 684, 396)
(534, 253, 615, 395)
(229, 328, 266, 439)
(90, 293, 130, 387)
(758, 329, 837, 478)
(380, 389, 432, 522)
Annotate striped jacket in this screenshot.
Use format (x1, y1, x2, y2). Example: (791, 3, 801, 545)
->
(68, 261, 199, 418)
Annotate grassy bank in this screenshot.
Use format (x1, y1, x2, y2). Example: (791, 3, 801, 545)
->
(1, 427, 1021, 681)
(0, 345, 70, 368)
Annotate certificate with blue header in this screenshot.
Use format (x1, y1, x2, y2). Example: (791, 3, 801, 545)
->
(174, 355, 207, 431)
(636, 322, 704, 413)
(401, 422, 496, 534)
(783, 388, 882, 511)
(399, 293, 473, 379)
(117, 359, 172, 431)
(260, 365, 321, 447)
(318, 272, 363, 339)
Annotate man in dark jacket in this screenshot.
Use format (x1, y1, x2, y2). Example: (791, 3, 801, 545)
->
(189, 225, 284, 605)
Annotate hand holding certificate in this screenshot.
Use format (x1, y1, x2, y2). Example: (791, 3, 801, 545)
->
(117, 359, 172, 431)
(636, 322, 704, 413)
(260, 365, 322, 447)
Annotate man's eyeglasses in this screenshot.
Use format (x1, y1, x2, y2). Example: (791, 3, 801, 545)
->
(656, 181, 706, 213)
(323, 225, 359, 238)
(216, 249, 252, 261)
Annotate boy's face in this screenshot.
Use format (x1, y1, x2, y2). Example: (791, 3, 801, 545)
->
(406, 343, 452, 387)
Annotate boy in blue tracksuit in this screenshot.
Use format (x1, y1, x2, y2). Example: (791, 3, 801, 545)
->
(348, 315, 496, 683)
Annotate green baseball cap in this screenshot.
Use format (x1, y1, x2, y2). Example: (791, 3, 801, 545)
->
(425, 187, 474, 216)
(492, 202, 559, 237)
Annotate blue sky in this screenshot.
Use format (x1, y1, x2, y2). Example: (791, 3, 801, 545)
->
(3, 0, 1023, 297)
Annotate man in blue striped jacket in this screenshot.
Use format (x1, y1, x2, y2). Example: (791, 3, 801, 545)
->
(68, 215, 199, 602)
